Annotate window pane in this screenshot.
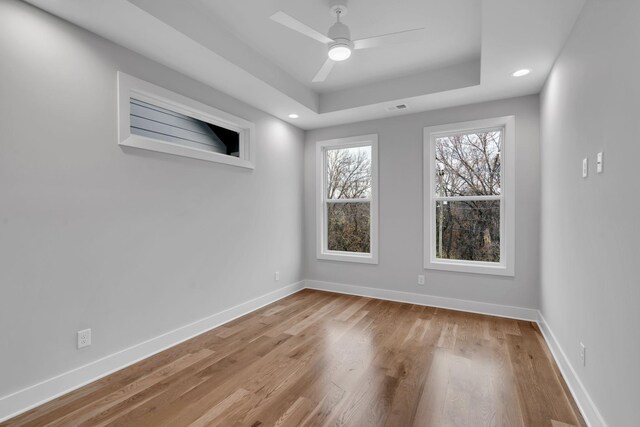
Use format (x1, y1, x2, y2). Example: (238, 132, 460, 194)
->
(435, 200, 500, 262)
(326, 146, 371, 199)
(130, 98, 240, 157)
(327, 202, 370, 253)
(435, 130, 502, 196)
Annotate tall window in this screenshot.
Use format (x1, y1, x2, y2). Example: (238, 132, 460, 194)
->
(424, 117, 515, 276)
(317, 134, 378, 264)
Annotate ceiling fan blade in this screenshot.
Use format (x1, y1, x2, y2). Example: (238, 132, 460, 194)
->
(353, 28, 427, 50)
(312, 59, 335, 82)
(270, 11, 333, 44)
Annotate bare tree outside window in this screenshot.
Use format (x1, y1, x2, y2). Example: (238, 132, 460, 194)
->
(434, 130, 502, 262)
(325, 146, 372, 253)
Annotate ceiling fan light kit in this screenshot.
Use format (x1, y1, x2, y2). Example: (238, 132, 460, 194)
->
(270, 2, 426, 82)
(327, 8, 353, 61)
(328, 44, 352, 61)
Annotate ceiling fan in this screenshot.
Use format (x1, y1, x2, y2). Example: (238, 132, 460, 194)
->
(270, 2, 426, 83)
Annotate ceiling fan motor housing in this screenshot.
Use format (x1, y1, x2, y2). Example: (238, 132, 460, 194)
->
(328, 20, 353, 51)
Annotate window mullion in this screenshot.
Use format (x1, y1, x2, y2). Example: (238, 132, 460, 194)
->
(326, 198, 371, 204)
(432, 195, 501, 202)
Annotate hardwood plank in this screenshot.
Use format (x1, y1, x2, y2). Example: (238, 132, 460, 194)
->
(2, 290, 585, 427)
(45, 349, 215, 427)
(413, 348, 451, 426)
(299, 383, 345, 426)
(188, 388, 250, 427)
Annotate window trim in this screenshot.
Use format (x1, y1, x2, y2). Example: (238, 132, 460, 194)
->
(316, 134, 379, 264)
(423, 116, 515, 276)
(117, 71, 255, 169)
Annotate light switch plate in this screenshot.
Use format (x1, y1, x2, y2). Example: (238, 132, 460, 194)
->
(596, 152, 603, 173)
(582, 158, 588, 178)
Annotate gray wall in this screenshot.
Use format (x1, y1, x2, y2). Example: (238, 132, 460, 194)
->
(0, 0, 304, 397)
(540, 0, 640, 425)
(304, 96, 541, 309)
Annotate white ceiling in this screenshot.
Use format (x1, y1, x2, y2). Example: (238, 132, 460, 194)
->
(196, 0, 481, 93)
(24, 0, 585, 130)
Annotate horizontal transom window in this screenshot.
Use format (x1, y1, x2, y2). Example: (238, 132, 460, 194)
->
(117, 72, 255, 169)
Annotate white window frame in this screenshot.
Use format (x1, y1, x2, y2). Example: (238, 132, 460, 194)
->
(316, 134, 379, 264)
(117, 71, 255, 169)
(423, 116, 515, 276)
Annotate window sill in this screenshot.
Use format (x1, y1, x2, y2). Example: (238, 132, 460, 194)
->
(318, 251, 378, 265)
(425, 259, 514, 276)
(120, 135, 255, 169)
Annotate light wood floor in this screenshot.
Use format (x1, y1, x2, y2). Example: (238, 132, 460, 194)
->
(3, 290, 586, 427)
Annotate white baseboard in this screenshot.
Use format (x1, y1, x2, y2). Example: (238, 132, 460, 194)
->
(304, 279, 539, 321)
(0, 281, 305, 423)
(537, 312, 608, 427)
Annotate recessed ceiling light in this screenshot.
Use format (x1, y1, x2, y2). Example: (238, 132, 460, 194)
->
(512, 69, 531, 77)
(288, 113, 299, 119)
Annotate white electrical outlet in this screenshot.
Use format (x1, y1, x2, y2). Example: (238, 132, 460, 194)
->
(274, 271, 280, 281)
(580, 342, 586, 366)
(77, 329, 91, 349)
(417, 275, 425, 285)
